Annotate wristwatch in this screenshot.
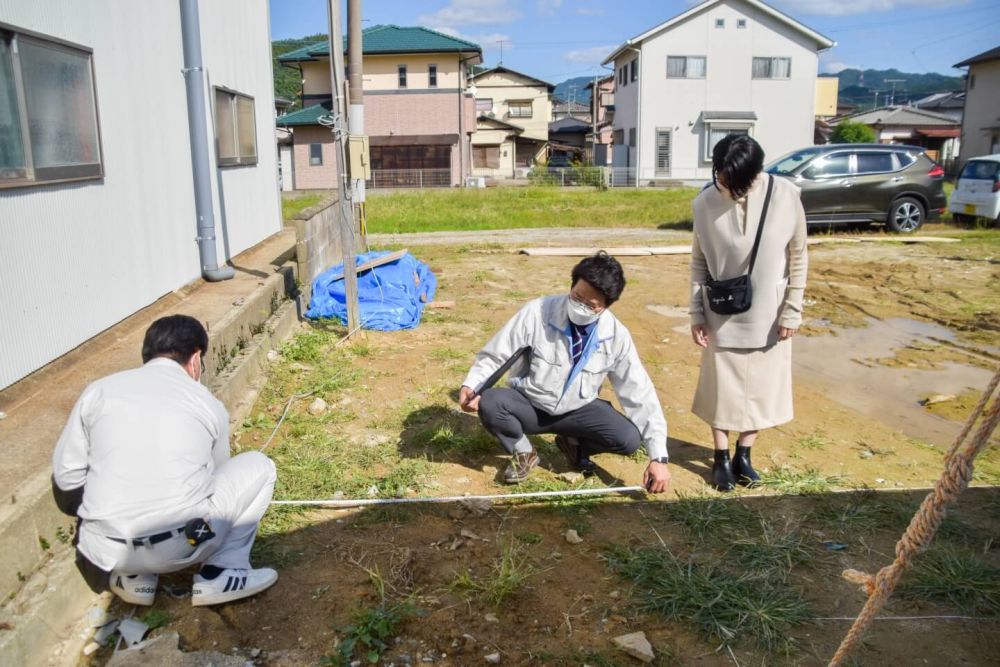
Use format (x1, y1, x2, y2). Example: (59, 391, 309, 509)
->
(650, 457, 669, 465)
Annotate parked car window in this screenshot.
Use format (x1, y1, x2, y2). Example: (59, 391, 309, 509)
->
(960, 160, 999, 180)
(801, 153, 850, 179)
(767, 147, 824, 175)
(896, 152, 917, 168)
(855, 152, 895, 174)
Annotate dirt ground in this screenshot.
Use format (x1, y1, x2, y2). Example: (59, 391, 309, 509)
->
(87, 227, 1000, 666)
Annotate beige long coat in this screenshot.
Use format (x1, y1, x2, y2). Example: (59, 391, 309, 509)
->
(688, 173, 808, 431)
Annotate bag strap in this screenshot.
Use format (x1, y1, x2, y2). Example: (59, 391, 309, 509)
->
(747, 174, 774, 276)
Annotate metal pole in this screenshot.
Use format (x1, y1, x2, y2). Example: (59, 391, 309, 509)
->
(347, 0, 366, 250)
(327, 0, 360, 332)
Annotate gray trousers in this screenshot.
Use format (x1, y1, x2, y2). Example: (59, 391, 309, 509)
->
(478, 388, 642, 457)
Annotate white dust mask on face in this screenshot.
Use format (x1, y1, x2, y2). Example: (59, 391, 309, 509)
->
(567, 297, 600, 326)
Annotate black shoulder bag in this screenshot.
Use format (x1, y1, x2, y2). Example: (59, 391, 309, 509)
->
(704, 174, 774, 315)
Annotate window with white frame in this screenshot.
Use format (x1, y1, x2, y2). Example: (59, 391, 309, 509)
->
(508, 100, 532, 118)
(630, 59, 637, 82)
(309, 143, 322, 166)
(704, 125, 750, 161)
(667, 55, 706, 79)
(620, 65, 627, 87)
(715, 18, 725, 28)
(613, 128, 624, 144)
(737, 18, 747, 28)
(0, 26, 103, 187)
(752, 57, 791, 79)
(214, 88, 257, 166)
(476, 97, 493, 113)
(398, 64, 407, 88)
(655, 129, 671, 176)
(428, 64, 437, 88)
(628, 128, 636, 147)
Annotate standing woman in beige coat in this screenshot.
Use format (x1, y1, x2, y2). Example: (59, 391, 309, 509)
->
(689, 134, 808, 491)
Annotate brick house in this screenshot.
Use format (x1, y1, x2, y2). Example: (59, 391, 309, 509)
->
(277, 25, 482, 189)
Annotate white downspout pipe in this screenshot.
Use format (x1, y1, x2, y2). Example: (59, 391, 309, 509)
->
(179, 0, 233, 282)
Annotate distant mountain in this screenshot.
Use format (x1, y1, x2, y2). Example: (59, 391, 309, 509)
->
(553, 76, 596, 106)
(827, 68, 964, 109)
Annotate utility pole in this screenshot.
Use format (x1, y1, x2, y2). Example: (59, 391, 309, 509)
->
(326, 0, 360, 333)
(348, 0, 367, 251)
(885, 78, 905, 106)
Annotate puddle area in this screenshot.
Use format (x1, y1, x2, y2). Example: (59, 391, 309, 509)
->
(794, 318, 995, 447)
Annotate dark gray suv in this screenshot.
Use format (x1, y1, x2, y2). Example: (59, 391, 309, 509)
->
(766, 144, 947, 232)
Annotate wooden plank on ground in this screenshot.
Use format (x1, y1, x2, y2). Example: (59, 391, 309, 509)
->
(809, 236, 959, 245)
(325, 248, 409, 281)
(519, 247, 657, 257)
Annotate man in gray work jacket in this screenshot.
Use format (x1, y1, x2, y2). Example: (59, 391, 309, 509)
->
(459, 252, 671, 492)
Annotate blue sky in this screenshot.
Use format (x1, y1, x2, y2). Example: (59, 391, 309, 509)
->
(269, 0, 1000, 83)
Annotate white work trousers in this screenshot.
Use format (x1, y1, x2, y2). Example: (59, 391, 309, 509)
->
(80, 452, 276, 575)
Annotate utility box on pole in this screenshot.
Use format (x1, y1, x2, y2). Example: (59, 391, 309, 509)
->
(347, 135, 371, 181)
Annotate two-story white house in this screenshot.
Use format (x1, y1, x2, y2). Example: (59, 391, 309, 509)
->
(603, 0, 833, 182)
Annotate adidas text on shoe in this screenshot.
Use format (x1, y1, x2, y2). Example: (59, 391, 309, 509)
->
(191, 567, 278, 606)
(110, 571, 158, 606)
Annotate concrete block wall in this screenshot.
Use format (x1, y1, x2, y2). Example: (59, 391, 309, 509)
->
(293, 197, 344, 289)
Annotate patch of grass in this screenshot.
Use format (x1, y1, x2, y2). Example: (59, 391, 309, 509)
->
(452, 542, 537, 606)
(810, 494, 889, 535)
(280, 328, 337, 364)
(728, 519, 811, 582)
(411, 422, 495, 457)
(668, 492, 758, 544)
(282, 193, 324, 220)
(328, 598, 421, 666)
(796, 430, 831, 450)
(759, 466, 844, 494)
(365, 186, 697, 233)
(139, 609, 171, 630)
(604, 545, 811, 652)
(514, 531, 543, 545)
(898, 545, 1000, 614)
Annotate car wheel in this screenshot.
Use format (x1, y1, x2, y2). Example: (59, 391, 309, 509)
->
(887, 197, 925, 233)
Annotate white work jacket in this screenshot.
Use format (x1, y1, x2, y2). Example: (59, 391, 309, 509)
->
(462, 295, 668, 460)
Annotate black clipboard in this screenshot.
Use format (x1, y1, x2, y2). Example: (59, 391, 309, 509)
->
(473, 346, 532, 397)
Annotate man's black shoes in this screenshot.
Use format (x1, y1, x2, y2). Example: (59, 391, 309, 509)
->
(555, 435, 597, 474)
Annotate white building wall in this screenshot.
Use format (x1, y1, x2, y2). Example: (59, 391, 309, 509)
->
(626, 0, 821, 180)
(611, 54, 638, 168)
(0, 0, 280, 390)
(959, 60, 1000, 162)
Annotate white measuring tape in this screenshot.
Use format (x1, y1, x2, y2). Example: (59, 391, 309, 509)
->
(270, 485, 646, 508)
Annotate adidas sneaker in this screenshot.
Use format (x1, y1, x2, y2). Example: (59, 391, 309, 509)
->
(191, 567, 278, 606)
(109, 571, 159, 606)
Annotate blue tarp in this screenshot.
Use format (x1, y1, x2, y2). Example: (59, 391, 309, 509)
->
(305, 250, 437, 331)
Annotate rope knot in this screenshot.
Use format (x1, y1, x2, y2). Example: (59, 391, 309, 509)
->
(842, 568, 875, 595)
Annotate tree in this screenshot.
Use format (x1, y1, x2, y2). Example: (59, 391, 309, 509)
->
(831, 121, 876, 144)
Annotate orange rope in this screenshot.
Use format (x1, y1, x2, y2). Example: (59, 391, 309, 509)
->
(829, 365, 1000, 667)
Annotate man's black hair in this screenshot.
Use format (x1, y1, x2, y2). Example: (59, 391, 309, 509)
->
(711, 134, 765, 200)
(141, 315, 209, 365)
(571, 251, 626, 306)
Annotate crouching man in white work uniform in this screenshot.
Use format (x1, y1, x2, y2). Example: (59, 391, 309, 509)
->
(52, 315, 278, 606)
(458, 252, 671, 492)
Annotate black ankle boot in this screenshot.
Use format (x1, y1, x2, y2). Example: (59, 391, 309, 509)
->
(712, 450, 736, 492)
(733, 445, 759, 487)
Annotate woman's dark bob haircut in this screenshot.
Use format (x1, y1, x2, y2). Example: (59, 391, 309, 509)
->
(712, 134, 765, 200)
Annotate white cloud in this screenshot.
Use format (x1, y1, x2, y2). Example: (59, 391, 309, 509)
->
(576, 7, 605, 16)
(822, 61, 860, 73)
(537, 0, 564, 16)
(774, 0, 969, 16)
(565, 45, 617, 64)
(418, 0, 522, 28)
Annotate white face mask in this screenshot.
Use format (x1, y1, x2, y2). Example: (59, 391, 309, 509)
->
(567, 297, 600, 326)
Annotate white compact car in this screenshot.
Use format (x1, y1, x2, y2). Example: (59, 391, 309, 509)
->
(949, 154, 1000, 224)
